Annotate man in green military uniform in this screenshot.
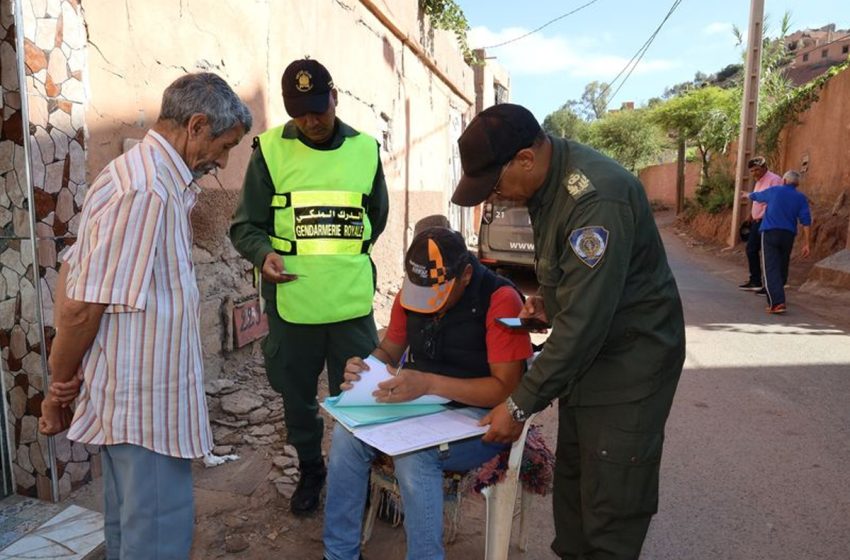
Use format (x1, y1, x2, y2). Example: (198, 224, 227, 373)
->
(453, 104, 685, 559)
(230, 58, 388, 516)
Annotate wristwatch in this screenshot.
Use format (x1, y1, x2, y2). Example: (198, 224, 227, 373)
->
(505, 396, 529, 423)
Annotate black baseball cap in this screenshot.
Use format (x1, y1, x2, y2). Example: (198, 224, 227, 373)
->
(451, 103, 542, 207)
(400, 227, 471, 314)
(281, 58, 335, 118)
(747, 156, 767, 169)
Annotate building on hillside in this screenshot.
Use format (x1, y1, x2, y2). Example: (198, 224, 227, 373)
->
(0, 0, 509, 503)
(784, 24, 850, 85)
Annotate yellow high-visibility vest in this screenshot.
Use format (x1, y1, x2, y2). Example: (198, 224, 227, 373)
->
(258, 125, 378, 323)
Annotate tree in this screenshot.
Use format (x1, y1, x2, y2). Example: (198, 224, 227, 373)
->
(583, 108, 665, 172)
(652, 86, 739, 184)
(578, 81, 611, 120)
(542, 102, 588, 140)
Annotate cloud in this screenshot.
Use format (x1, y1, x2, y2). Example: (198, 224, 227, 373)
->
(468, 26, 678, 79)
(703, 22, 734, 36)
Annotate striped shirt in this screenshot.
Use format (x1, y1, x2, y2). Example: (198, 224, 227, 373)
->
(63, 130, 212, 458)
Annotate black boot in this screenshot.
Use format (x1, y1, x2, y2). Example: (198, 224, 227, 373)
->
(291, 458, 326, 516)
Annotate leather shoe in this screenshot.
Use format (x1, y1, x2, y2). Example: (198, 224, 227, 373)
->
(291, 458, 326, 516)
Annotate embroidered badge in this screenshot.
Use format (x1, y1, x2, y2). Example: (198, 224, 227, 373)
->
(563, 170, 595, 200)
(295, 70, 313, 92)
(569, 226, 609, 268)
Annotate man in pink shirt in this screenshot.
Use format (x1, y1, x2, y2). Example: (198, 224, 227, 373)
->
(739, 157, 782, 292)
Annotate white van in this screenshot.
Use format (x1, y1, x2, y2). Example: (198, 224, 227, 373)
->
(477, 199, 535, 269)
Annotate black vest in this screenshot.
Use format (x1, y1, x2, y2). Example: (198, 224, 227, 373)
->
(405, 257, 521, 379)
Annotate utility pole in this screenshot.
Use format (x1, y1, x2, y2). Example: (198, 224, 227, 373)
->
(676, 136, 686, 215)
(729, 0, 765, 247)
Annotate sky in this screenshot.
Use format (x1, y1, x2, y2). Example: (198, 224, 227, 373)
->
(457, 0, 850, 121)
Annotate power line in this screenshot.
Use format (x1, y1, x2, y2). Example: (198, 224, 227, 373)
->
(600, 0, 684, 109)
(480, 0, 602, 50)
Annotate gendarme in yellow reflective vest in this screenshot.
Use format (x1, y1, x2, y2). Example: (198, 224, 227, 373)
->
(258, 125, 379, 324)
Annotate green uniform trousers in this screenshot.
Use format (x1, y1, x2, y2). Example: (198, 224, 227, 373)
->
(551, 374, 679, 560)
(262, 306, 378, 463)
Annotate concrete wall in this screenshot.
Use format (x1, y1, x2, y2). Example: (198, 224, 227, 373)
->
(82, 0, 476, 317)
(777, 63, 850, 258)
(2, 0, 485, 500)
(776, 65, 850, 210)
(638, 161, 702, 207)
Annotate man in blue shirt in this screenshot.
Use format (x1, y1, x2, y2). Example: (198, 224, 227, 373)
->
(742, 170, 812, 314)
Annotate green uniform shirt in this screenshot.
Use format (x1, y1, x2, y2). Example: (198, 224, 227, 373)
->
(512, 136, 685, 413)
(229, 119, 389, 303)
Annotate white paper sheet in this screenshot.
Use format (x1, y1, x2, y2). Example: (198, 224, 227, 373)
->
(352, 407, 489, 456)
(335, 355, 448, 407)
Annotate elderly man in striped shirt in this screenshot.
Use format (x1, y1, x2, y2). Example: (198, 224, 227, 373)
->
(39, 73, 252, 559)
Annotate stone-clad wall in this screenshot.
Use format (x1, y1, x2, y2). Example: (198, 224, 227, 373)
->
(0, 0, 97, 501)
(1, 0, 482, 501)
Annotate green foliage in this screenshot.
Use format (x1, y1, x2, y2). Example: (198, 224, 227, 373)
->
(730, 11, 794, 127)
(651, 86, 738, 183)
(541, 103, 588, 141)
(715, 63, 743, 84)
(420, 0, 477, 61)
(758, 58, 850, 157)
(694, 166, 736, 214)
(583, 108, 665, 172)
(578, 81, 611, 121)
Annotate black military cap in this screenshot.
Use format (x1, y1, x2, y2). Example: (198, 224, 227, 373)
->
(451, 103, 541, 207)
(281, 58, 335, 118)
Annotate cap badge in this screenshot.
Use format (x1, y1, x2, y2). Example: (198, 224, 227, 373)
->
(295, 70, 313, 92)
(569, 226, 608, 268)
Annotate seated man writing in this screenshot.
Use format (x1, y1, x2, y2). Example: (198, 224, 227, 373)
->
(322, 226, 533, 560)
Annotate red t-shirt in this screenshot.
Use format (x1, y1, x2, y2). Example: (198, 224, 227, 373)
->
(385, 287, 533, 364)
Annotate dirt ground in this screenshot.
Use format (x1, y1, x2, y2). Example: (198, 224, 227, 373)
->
(67, 283, 557, 560)
(66, 210, 850, 559)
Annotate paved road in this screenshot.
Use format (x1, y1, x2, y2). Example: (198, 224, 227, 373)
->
(641, 225, 850, 560)
(466, 219, 850, 560)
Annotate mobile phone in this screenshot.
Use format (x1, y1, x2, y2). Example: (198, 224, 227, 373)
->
(497, 317, 551, 330)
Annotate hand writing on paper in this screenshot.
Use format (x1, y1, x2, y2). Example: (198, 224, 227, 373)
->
(374, 366, 431, 403)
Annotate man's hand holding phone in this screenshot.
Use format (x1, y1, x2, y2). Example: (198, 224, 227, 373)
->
(262, 252, 300, 283)
(497, 317, 551, 331)
(502, 295, 550, 332)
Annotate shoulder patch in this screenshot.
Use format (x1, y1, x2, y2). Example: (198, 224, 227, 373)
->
(569, 226, 609, 268)
(562, 170, 595, 200)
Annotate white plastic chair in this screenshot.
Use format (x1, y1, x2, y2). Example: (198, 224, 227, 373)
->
(481, 412, 537, 559)
(361, 413, 538, 559)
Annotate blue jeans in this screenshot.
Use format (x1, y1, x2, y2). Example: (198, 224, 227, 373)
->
(323, 423, 508, 560)
(101, 444, 194, 560)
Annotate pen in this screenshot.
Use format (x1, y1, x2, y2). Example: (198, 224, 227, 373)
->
(395, 350, 408, 375)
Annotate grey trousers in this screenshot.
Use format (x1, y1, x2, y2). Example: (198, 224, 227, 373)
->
(102, 444, 194, 560)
